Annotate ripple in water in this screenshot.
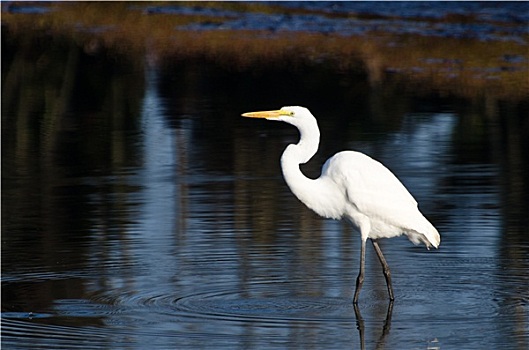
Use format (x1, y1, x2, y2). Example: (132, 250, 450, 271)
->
(87, 280, 360, 325)
(173, 291, 355, 324)
(2, 283, 369, 349)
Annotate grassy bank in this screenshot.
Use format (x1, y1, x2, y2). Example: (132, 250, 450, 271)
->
(2, 1, 528, 100)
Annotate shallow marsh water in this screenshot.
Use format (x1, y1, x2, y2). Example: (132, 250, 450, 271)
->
(2, 3, 529, 350)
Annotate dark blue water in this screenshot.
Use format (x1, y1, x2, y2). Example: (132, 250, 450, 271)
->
(2, 5, 529, 350)
(149, 1, 529, 43)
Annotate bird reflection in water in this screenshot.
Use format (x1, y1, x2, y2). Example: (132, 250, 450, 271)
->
(353, 301, 394, 350)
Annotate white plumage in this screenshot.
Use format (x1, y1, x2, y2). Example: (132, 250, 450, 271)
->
(243, 106, 440, 303)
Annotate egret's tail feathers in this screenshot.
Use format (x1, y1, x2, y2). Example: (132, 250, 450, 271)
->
(407, 218, 440, 249)
(426, 219, 440, 249)
(424, 227, 441, 249)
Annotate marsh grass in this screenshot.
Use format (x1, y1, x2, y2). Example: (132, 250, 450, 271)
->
(2, 1, 528, 99)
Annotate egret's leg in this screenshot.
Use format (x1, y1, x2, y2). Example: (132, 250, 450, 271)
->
(371, 240, 395, 301)
(353, 239, 367, 304)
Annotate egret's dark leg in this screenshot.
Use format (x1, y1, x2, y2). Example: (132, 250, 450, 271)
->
(353, 239, 367, 304)
(371, 239, 395, 301)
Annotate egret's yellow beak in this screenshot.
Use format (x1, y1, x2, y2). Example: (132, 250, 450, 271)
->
(241, 110, 285, 119)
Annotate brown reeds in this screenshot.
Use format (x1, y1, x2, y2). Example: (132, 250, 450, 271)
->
(2, 1, 528, 100)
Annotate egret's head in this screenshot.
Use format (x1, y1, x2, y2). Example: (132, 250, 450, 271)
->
(242, 106, 314, 126)
(242, 106, 320, 161)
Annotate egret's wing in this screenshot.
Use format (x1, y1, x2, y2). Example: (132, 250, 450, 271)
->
(323, 151, 438, 242)
(324, 151, 415, 206)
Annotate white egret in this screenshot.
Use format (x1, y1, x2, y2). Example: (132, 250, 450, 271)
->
(242, 106, 440, 303)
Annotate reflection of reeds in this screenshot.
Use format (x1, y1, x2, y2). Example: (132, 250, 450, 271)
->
(3, 2, 528, 99)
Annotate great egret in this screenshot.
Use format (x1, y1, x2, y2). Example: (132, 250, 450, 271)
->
(242, 106, 440, 303)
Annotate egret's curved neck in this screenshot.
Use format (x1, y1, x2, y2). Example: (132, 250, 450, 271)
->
(280, 118, 328, 215)
(284, 118, 320, 165)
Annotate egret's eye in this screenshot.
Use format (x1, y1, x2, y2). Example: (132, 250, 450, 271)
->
(281, 111, 295, 117)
